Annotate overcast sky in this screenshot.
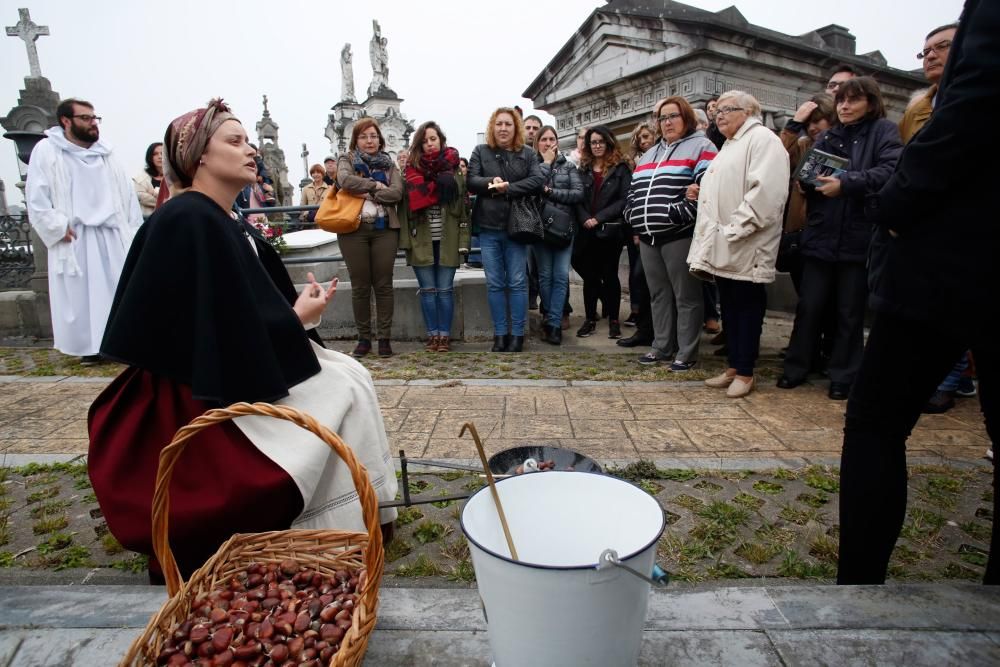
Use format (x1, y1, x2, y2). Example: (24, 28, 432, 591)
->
(1, 0, 963, 203)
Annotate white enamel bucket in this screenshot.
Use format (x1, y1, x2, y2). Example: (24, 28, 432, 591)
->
(461, 471, 666, 667)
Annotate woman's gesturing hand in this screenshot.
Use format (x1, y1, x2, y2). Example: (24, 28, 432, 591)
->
(294, 273, 338, 325)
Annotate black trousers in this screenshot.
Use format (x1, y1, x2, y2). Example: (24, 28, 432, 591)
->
(783, 258, 867, 385)
(839, 308, 999, 584)
(572, 237, 623, 322)
(627, 241, 653, 339)
(716, 277, 766, 376)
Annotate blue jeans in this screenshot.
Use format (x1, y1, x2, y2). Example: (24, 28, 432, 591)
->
(535, 240, 573, 329)
(412, 242, 457, 336)
(938, 351, 970, 392)
(479, 229, 528, 335)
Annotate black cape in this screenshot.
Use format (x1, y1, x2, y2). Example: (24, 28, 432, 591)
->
(101, 191, 322, 405)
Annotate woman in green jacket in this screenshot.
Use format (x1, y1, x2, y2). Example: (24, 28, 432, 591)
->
(400, 121, 470, 352)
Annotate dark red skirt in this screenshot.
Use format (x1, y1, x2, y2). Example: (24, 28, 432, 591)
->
(88, 368, 303, 578)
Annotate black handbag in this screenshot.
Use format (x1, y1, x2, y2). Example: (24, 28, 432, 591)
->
(775, 230, 802, 274)
(541, 201, 574, 248)
(507, 196, 545, 244)
(594, 221, 624, 242)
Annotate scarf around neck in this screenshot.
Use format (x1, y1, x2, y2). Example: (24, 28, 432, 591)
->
(404, 146, 460, 212)
(352, 149, 393, 184)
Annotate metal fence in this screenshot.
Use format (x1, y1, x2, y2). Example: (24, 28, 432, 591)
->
(0, 211, 33, 290)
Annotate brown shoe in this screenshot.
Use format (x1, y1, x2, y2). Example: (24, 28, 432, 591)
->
(561, 314, 571, 330)
(378, 339, 393, 357)
(436, 336, 450, 352)
(425, 335, 439, 352)
(352, 339, 372, 358)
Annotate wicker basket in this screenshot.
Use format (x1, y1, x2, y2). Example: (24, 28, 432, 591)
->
(120, 402, 385, 666)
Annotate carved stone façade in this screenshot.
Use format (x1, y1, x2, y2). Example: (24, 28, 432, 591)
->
(524, 0, 927, 147)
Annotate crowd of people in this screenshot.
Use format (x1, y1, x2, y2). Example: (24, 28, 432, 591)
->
(22, 0, 996, 587)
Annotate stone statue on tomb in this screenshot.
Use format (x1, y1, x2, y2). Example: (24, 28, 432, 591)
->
(341, 43, 356, 102)
(368, 20, 390, 97)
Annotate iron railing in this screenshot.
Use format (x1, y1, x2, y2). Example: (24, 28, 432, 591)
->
(0, 211, 33, 289)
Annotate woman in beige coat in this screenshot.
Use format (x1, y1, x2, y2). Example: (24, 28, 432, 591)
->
(687, 91, 789, 397)
(298, 163, 328, 221)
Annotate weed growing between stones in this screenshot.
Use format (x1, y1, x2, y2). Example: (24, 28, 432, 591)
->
(385, 539, 413, 563)
(395, 507, 424, 526)
(31, 514, 68, 535)
(394, 554, 444, 577)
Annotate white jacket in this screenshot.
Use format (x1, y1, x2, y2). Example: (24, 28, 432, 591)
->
(687, 118, 789, 284)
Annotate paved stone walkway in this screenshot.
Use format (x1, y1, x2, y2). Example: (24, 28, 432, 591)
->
(0, 375, 990, 464)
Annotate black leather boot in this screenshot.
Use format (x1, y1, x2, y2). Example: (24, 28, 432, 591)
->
(547, 327, 562, 345)
(507, 335, 525, 352)
(491, 335, 507, 352)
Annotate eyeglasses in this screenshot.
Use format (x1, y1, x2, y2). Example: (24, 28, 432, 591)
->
(715, 107, 745, 117)
(589, 140, 606, 147)
(658, 113, 682, 123)
(917, 40, 952, 60)
(72, 114, 102, 124)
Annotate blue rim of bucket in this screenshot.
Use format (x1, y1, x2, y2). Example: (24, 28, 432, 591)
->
(459, 470, 667, 571)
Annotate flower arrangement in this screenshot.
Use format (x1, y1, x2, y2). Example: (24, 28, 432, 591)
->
(251, 219, 287, 254)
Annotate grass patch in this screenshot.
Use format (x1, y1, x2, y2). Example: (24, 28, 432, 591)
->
(796, 492, 829, 508)
(919, 476, 964, 511)
(111, 554, 148, 574)
(431, 490, 457, 509)
(396, 507, 424, 526)
(959, 521, 991, 542)
(779, 505, 825, 526)
(755, 521, 797, 546)
(446, 559, 476, 583)
(26, 487, 60, 504)
(671, 494, 705, 511)
(900, 508, 947, 539)
(394, 554, 444, 577)
(734, 541, 780, 565)
(0, 551, 13, 567)
(13, 462, 87, 477)
(608, 460, 661, 482)
(691, 501, 750, 551)
(958, 544, 989, 567)
(637, 479, 664, 495)
(82, 491, 97, 504)
(412, 521, 449, 545)
(440, 539, 470, 562)
(462, 479, 484, 492)
(808, 535, 839, 565)
(940, 563, 979, 580)
(890, 544, 926, 566)
(36, 532, 73, 554)
(407, 479, 431, 494)
(732, 493, 765, 511)
(693, 480, 723, 493)
(752, 480, 784, 495)
(385, 538, 413, 563)
(773, 468, 798, 481)
(50, 545, 92, 570)
(436, 471, 466, 482)
(659, 468, 699, 482)
(803, 466, 839, 493)
(32, 515, 68, 535)
(101, 533, 124, 555)
(29, 500, 71, 519)
(777, 550, 836, 579)
(707, 562, 752, 579)
(24, 473, 60, 488)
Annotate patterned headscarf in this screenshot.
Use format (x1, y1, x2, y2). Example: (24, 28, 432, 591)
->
(163, 98, 238, 189)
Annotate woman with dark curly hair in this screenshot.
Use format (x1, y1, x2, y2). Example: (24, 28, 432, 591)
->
(400, 121, 470, 353)
(572, 125, 631, 340)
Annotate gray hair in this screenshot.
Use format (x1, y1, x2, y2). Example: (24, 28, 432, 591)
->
(717, 90, 762, 119)
(693, 108, 709, 129)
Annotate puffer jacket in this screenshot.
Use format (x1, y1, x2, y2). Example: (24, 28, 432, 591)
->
(398, 174, 472, 268)
(467, 145, 544, 232)
(539, 153, 583, 213)
(800, 118, 902, 265)
(687, 118, 790, 283)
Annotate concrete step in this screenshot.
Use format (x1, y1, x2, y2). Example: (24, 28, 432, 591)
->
(1, 584, 998, 665)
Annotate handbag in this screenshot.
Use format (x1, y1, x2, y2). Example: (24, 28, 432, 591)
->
(594, 221, 624, 242)
(541, 201, 574, 248)
(775, 230, 802, 274)
(507, 196, 545, 244)
(315, 185, 364, 234)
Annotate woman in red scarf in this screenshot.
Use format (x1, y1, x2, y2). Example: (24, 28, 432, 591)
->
(399, 121, 470, 351)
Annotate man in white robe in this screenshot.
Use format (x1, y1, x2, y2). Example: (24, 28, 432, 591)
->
(26, 98, 142, 363)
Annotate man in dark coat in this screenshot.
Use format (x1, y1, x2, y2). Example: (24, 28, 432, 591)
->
(837, 0, 1000, 585)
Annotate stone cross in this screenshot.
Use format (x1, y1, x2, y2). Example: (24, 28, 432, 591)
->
(262, 94, 269, 116)
(6, 8, 49, 79)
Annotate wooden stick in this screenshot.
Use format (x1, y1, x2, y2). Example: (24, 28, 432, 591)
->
(460, 422, 518, 561)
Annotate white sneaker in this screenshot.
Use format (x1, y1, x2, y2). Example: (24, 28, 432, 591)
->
(987, 447, 994, 461)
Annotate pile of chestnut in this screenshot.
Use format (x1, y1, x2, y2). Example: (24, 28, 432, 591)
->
(155, 559, 364, 666)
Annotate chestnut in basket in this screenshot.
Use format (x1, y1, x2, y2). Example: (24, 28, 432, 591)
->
(156, 559, 363, 666)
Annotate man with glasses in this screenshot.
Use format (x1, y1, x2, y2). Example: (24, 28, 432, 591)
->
(825, 64, 859, 94)
(900, 23, 957, 143)
(26, 98, 142, 365)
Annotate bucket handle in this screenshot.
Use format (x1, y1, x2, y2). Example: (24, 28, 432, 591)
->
(597, 549, 669, 587)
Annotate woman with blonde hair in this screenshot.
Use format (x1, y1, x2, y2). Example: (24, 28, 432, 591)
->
(336, 117, 404, 358)
(298, 163, 328, 222)
(400, 121, 470, 352)
(467, 107, 544, 352)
